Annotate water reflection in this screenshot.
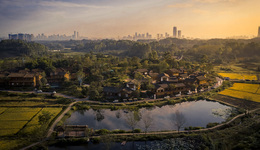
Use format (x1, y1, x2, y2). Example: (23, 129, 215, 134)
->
(94, 110, 105, 122)
(65, 100, 233, 131)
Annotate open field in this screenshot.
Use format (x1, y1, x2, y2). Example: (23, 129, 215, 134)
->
(0, 140, 24, 150)
(228, 83, 260, 94)
(0, 101, 56, 107)
(0, 92, 66, 149)
(0, 107, 63, 136)
(219, 83, 260, 103)
(214, 64, 258, 74)
(20, 107, 63, 134)
(218, 73, 257, 80)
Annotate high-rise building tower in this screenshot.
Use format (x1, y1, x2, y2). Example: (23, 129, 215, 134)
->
(77, 32, 79, 39)
(74, 31, 77, 39)
(258, 26, 260, 37)
(173, 26, 177, 38)
(178, 30, 182, 38)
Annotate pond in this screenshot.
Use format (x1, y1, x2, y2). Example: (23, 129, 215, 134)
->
(64, 100, 234, 131)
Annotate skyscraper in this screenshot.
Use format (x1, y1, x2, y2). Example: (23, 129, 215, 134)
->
(74, 31, 77, 39)
(178, 30, 181, 38)
(258, 26, 260, 37)
(173, 26, 177, 38)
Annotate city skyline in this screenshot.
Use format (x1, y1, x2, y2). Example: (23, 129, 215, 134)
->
(1, 0, 260, 39)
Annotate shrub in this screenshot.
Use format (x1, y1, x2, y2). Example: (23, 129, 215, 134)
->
(91, 137, 100, 143)
(112, 129, 126, 134)
(184, 126, 205, 130)
(110, 106, 119, 111)
(56, 98, 74, 104)
(95, 129, 110, 135)
(206, 122, 219, 128)
(167, 100, 175, 105)
(133, 128, 141, 133)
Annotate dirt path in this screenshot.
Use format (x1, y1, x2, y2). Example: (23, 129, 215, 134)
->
(46, 101, 78, 138)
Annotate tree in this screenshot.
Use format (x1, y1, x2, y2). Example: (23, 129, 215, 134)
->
(172, 110, 186, 133)
(40, 77, 47, 86)
(125, 111, 141, 134)
(142, 112, 153, 135)
(94, 110, 105, 122)
(128, 43, 151, 58)
(38, 111, 53, 125)
(76, 70, 85, 86)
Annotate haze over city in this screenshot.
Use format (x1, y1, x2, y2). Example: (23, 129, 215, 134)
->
(1, 0, 260, 39)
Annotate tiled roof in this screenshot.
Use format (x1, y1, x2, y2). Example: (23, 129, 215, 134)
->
(24, 73, 35, 78)
(136, 69, 148, 73)
(196, 76, 206, 81)
(103, 87, 121, 93)
(158, 73, 170, 78)
(8, 73, 26, 77)
(168, 68, 180, 73)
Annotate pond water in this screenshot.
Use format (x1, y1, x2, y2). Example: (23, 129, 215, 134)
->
(64, 100, 234, 131)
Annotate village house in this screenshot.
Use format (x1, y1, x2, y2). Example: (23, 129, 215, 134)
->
(178, 73, 189, 80)
(0, 73, 8, 87)
(31, 69, 44, 86)
(46, 68, 70, 85)
(148, 71, 159, 82)
(134, 69, 148, 75)
(196, 75, 207, 85)
(126, 79, 139, 91)
(179, 67, 188, 74)
(158, 73, 170, 82)
(154, 83, 189, 98)
(166, 68, 180, 77)
(8, 72, 37, 87)
(103, 86, 133, 100)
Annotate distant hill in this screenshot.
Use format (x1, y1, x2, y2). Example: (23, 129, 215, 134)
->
(0, 40, 48, 58)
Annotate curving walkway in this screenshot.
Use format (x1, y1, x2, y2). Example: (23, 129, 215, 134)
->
(46, 101, 78, 138)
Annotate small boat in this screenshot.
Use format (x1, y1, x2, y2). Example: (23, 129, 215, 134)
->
(123, 110, 128, 113)
(121, 141, 126, 146)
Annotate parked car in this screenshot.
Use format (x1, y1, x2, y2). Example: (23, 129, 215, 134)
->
(224, 77, 230, 80)
(164, 96, 170, 99)
(187, 90, 192, 95)
(113, 100, 119, 103)
(37, 90, 42, 93)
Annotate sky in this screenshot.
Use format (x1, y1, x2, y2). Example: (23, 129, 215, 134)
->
(0, 0, 260, 39)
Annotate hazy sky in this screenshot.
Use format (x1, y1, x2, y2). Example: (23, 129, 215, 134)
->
(0, 0, 260, 39)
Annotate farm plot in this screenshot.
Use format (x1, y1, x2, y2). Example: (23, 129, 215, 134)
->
(218, 73, 257, 80)
(0, 101, 52, 107)
(228, 83, 260, 94)
(0, 111, 38, 121)
(219, 83, 260, 103)
(0, 107, 41, 136)
(0, 139, 24, 150)
(21, 107, 63, 134)
(0, 107, 6, 114)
